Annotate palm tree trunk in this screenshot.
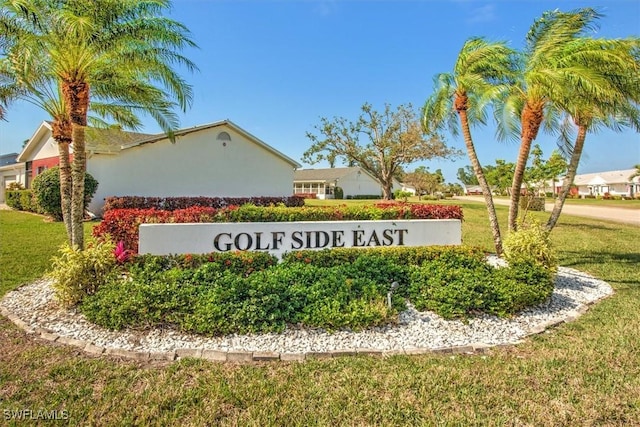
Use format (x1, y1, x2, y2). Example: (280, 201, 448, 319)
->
(509, 102, 543, 231)
(458, 107, 503, 255)
(63, 80, 89, 250)
(51, 119, 73, 243)
(546, 125, 587, 231)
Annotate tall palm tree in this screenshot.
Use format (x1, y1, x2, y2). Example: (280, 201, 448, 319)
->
(545, 37, 640, 230)
(1, 0, 197, 249)
(0, 58, 181, 242)
(499, 8, 606, 231)
(422, 37, 517, 255)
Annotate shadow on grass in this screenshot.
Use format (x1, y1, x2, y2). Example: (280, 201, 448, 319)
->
(556, 222, 620, 232)
(561, 250, 640, 286)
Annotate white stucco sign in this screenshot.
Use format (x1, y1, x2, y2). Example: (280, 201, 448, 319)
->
(139, 219, 461, 257)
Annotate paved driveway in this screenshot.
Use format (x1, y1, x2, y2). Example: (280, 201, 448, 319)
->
(454, 196, 640, 227)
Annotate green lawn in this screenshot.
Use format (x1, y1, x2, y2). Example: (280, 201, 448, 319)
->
(486, 194, 640, 210)
(1, 205, 639, 426)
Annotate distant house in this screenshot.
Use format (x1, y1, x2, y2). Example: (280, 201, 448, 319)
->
(293, 167, 400, 199)
(571, 169, 640, 197)
(399, 183, 416, 196)
(464, 185, 483, 195)
(462, 169, 640, 198)
(0, 153, 26, 203)
(18, 120, 301, 214)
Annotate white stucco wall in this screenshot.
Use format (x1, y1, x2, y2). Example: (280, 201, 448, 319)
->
(30, 134, 60, 160)
(336, 169, 401, 197)
(0, 165, 26, 203)
(87, 126, 296, 214)
(337, 170, 384, 197)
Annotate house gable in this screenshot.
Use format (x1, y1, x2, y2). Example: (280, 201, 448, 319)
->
(294, 166, 400, 198)
(86, 121, 299, 213)
(121, 120, 300, 169)
(17, 121, 56, 162)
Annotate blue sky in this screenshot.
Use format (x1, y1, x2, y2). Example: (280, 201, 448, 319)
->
(1, 0, 639, 183)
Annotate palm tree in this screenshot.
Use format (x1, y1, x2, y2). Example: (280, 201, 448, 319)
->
(1, 0, 197, 249)
(0, 59, 181, 242)
(422, 37, 517, 255)
(499, 8, 607, 232)
(545, 37, 640, 230)
(0, 66, 75, 237)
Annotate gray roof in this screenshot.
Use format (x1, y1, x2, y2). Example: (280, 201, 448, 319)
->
(85, 127, 156, 153)
(572, 169, 638, 185)
(121, 119, 301, 168)
(0, 153, 19, 166)
(294, 167, 362, 182)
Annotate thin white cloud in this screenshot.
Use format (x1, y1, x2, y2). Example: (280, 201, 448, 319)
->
(312, 0, 337, 17)
(466, 3, 497, 24)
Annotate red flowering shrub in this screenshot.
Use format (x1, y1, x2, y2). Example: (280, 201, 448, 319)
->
(103, 195, 305, 213)
(410, 204, 463, 220)
(294, 193, 317, 199)
(113, 241, 132, 264)
(93, 204, 464, 254)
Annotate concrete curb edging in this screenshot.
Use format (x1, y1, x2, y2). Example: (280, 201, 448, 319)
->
(0, 294, 610, 364)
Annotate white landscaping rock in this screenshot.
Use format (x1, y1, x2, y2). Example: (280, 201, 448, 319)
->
(0, 267, 614, 354)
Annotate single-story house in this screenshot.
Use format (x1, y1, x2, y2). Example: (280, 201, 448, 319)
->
(18, 120, 301, 214)
(464, 185, 483, 195)
(570, 169, 640, 197)
(293, 166, 400, 199)
(0, 153, 26, 203)
(461, 169, 639, 197)
(399, 183, 416, 196)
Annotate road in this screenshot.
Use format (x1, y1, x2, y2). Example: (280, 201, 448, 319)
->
(455, 196, 640, 227)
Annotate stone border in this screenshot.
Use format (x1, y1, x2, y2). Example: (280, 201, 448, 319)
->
(0, 296, 602, 364)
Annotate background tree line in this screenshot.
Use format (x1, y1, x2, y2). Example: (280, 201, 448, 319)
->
(457, 144, 568, 196)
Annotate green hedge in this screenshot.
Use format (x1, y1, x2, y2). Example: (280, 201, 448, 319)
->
(31, 166, 98, 220)
(5, 189, 39, 213)
(80, 246, 555, 335)
(520, 195, 545, 212)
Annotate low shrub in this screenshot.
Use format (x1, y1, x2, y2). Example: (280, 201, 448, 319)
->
(81, 257, 404, 334)
(102, 195, 305, 213)
(79, 244, 554, 335)
(333, 186, 344, 200)
(394, 190, 413, 202)
(347, 194, 383, 200)
(6, 189, 39, 212)
(48, 238, 117, 307)
(129, 251, 278, 277)
(408, 258, 492, 318)
(503, 219, 557, 272)
(31, 166, 98, 220)
(294, 193, 317, 199)
(408, 257, 554, 319)
(4, 190, 19, 210)
(7, 182, 24, 190)
(20, 190, 38, 212)
(281, 246, 486, 271)
(80, 270, 198, 330)
(519, 195, 545, 212)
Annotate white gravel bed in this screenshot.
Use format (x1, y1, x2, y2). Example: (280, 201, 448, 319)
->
(0, 266, 613, 354)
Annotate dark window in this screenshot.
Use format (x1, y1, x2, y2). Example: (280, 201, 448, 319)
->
(25, 161, 33, 189)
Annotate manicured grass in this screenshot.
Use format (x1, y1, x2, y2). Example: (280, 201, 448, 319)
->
(1, 204, 639, 426)
(486, 194, 640, 210)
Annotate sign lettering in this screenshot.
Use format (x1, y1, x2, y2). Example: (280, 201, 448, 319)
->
(139, 219, 461, 257)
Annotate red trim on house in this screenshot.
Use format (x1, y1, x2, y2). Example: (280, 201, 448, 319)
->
(31, 155, 74, 178)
